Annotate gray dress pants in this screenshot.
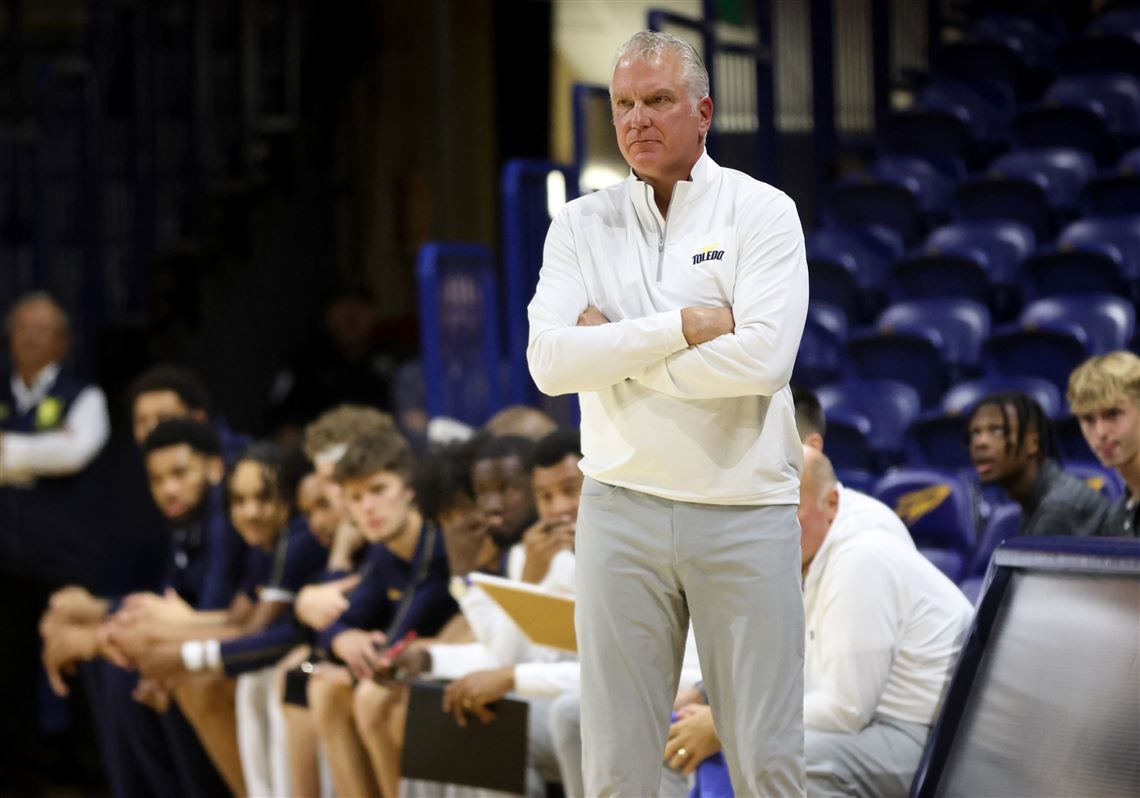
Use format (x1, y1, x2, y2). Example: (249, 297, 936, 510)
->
(575, 478, 806, 797)
(805, 717, 929, 798)
(549, 688, 689, 798)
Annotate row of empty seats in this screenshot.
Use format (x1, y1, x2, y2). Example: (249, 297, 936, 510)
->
(796, 293, 1136, 407)
(883, 9, 1140, 171)
(813, 192, 1140, 322)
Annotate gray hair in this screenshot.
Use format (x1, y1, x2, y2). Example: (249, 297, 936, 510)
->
(6, 291, 70, 335)
(611, 30, 710, 109)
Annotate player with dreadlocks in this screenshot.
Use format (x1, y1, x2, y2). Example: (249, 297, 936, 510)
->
(967, 391, 1111, 537)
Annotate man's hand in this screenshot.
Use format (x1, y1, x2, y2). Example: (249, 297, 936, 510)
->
(664, 704, 721, 776)
(680, 307, 735, 346)
(296, 574, 361, 631)
(330, 628, 387, 681)
(119, 589, 196, 627)
(132, 678, 172, 713)
(384, 644, 432, 681)
(47, 586, 109, 626)
(577, 306, 610, 327)
(310, 661, 354, 687)
(42, 622, 98, 697)
(520, 520, 576, 585)
(104, 615, 161, 666)
(328, 521, 367, 572)
(95, 621, 133, 669)
(440, 510, 491, 580)
(442, 666, 514, 727)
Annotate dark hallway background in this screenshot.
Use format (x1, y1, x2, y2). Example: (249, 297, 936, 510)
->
(0, 0, 553, 440)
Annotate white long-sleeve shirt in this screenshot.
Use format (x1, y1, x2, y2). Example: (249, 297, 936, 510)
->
(527, 152, 808, 506)
(802, 487, 973, 733)
(0, 363, 110, 485)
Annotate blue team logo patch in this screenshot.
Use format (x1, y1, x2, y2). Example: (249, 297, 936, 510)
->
(691, 243, 725, 266)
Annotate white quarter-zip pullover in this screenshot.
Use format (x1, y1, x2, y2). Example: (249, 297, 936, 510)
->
(803, 487, 974, 732)
(527, 152, 808, 505)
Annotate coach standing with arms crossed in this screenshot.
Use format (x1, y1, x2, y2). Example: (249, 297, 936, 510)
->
(528, 30, 808, 798)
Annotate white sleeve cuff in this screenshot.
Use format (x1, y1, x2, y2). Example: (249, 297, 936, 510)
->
(513, 661, 581, 698)
(427, 643, 497, 680)
(259, 588, 295, 603)
(181, 640, 223, 672)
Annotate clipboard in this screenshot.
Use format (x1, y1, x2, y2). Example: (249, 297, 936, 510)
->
(468, 572, 578, 653)
(400, 681, 529, 795)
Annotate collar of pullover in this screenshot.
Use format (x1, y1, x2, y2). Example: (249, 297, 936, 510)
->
(627, 149, 718, 226)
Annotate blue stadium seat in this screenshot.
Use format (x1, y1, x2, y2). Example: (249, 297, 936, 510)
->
(1084, 170, 1140, 216)
(807, 225, 902, 319)
(1066, 461, 1125, 500)
(983, 320, 1091, 395)
(955, 171, 1053, 238)
(940, 376, 1064, 417)
(792, 316, 846, 388)
(878, 299, 991, 374)
(1055, 33, 1140, 79)
(890, 252, 992, 307)
(1021, 216, 1140, 300)
(836, 468, 879, 494)
(926, 221, 1036, 283)
(1086, 9, 1140, 38)
(1020, 293, 1136, 355)
(821, 407, 877, 472)
(807, 302, 849, 341)
(807, 253, 862, 321)
(959, 576, 985, 604)
(915, 80, 1010, 155)
(1059, 216, 1140, 292)
(1084, 147, 1140, 216)
(1046, 74, 1140, 139)
(882, 108, 975, 169)
(873, 467, 977, 579)
(825, 176, 925, 246)
(871, 154, 957, 217)
(971, 13, 1059, 67)
(955, 148, 1095, 236)
(845, 326, 948, 407)
(1011, 102, 1113, 163)
(905, 414, 971, 470)
(1021, 212, 1140, 303)
(817, 380, 922, 467)
(892, 221, 1033, 312)
(933, 41, 1027, 97)
(920, 546, 969, 583)
(969, 502, 1022, 577)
